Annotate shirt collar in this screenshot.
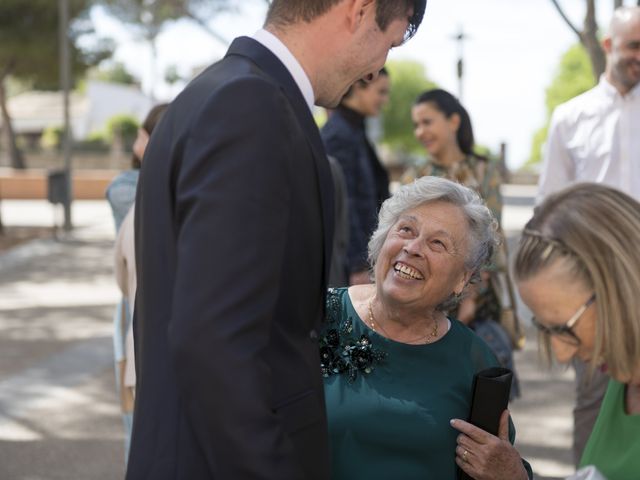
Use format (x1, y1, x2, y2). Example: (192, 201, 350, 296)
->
(598, 75, 640, 100)
(252, 29, 315, 112)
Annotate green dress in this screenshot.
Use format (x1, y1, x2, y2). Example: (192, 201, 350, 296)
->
(321, 288, 529, 480)
(579, 379, 640, 479)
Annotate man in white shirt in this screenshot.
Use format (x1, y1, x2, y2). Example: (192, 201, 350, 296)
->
(538, 7, 640, 203)
(127, 1, 427, 479)
(537, 6, 640, 466)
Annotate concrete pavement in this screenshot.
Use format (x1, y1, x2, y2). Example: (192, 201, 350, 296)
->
(0, 187, 575, 479)
(0, 200, 124, 480)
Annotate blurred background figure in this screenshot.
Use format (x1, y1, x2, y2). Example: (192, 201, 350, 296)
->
(409, 88, 520, 399)
(107, 103, 167, 461)
(515, 183, 640, 479)
(326, 155, 349, 288)
(536, 6, 640, 464)
(321, 68, 391, 286)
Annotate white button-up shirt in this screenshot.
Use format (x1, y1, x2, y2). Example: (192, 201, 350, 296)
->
(537, 77, 640, 203)
(252, 29, 315, 113)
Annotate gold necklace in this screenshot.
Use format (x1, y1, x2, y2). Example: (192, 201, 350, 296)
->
(367, 299, 439, 344)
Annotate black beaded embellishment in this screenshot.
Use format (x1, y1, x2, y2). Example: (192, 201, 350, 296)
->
(320, 288, 386, 383)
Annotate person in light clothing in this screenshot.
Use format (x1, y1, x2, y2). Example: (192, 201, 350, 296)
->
(538, 7, 640, 203)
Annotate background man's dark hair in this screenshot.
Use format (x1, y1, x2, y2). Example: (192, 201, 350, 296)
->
(266, 0, 426, 40)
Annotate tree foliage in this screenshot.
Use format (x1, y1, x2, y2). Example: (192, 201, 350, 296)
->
(549, 0, 604, 79)
(105, 113, 139, 150)
(527, 44, 595, 166)
(91, 61, 138, 85)
(99, 0, 235, 45)
(550, 0, 640, 80)
(382, 60, 436, 153)
(0, 0, 111, 89)
(545, 44, 597, 114)
(0, 0, 111, 168)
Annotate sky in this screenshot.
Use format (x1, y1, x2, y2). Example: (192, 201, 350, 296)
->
(89, 0, 619, 169)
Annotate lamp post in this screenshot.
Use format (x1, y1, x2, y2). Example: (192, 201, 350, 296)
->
(452, 26, 468, 101)
(58, 0, 73, 231)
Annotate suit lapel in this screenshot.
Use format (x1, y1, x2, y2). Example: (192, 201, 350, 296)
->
(226, 37, 335, 286)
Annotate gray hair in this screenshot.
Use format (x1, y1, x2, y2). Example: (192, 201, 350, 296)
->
(368, 176, 499, 309)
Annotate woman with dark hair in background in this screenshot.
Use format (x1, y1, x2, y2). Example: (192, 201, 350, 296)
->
(409, 88, 520, 398)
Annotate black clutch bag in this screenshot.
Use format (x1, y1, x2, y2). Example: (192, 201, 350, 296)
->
(458, 367, 513, 480)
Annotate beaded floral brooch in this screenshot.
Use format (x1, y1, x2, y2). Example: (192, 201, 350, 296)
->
(319, 288, 386, 383)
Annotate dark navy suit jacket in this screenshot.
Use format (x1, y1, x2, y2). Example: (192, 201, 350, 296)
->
(127, 37, 333, 480)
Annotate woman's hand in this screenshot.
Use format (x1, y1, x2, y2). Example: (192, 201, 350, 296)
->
(450, 410, 528, 480)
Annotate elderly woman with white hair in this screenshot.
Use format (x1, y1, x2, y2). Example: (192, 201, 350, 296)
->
(320, 176, 532, 480)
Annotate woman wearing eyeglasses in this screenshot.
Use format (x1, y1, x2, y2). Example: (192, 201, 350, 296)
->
(514, 183, 640, 479)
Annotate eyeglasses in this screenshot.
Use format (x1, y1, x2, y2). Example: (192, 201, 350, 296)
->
(531, 294, 596, 346)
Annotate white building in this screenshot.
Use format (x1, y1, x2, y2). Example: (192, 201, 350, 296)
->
(4, 80, 154, 141)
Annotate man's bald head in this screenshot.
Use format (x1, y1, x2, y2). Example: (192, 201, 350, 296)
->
(609, 6, 640, 37)
(603, 6, 640, 94)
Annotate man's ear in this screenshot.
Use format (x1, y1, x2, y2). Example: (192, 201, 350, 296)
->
(602, 35, 612, 55)
(346, 0, 375, 33)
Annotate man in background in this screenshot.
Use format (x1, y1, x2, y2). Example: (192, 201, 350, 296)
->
(322, 68, 392, 285)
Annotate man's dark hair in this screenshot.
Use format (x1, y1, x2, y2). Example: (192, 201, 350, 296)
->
(266, 0, 426, 40)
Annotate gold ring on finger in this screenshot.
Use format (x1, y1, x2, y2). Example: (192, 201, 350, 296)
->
(462, 449, 468, 462)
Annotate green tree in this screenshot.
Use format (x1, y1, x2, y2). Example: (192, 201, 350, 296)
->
(382, 60, 436, 153)
(99, 0, 233, 96)
(164, 64, 182, 86)
(0, 0, 111, 168)
(549, 0, 640, 80)
(105, 113, 139, 150)
(527, 44, 595, 166)
(101, 0, 233, 41)
(91, 61, 138, 85)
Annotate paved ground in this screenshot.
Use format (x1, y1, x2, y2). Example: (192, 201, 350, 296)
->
(0, 201, 124, 480)
(0, 188, 576, 480)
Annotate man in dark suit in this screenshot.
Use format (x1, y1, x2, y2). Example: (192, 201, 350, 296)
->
(126, 1, 426, 479)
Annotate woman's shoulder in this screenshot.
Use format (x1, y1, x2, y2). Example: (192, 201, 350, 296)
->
(106, 170, 139, 201)
(326, 285, 371, 320)
(327, 286, 347, 305)
(449, 319, 499, 366)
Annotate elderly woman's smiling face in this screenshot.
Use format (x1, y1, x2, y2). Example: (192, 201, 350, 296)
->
(375, 200, 471, 311)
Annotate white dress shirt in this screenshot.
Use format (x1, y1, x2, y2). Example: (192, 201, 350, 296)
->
(252, 29, 315, 112)
(538, 77, 640, 203)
